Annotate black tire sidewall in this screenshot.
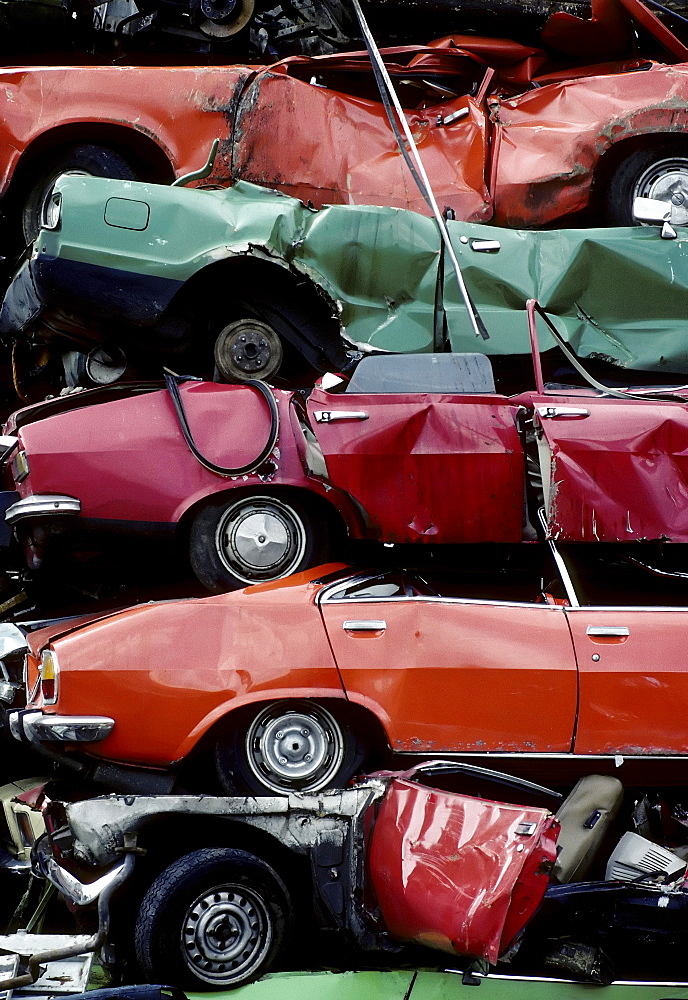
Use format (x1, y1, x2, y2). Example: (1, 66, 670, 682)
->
(134, 847, 290, 990)
(21, 144, 139, 245)
(603, 142, 688, 226)
(188, 493, 328, 593)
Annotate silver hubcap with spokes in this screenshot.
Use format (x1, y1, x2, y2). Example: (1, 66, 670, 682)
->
(633, 157, 688, 226)
(246, 703, 344, 793)
(215, 497, 306, 584)
(181, 883, 272, 985)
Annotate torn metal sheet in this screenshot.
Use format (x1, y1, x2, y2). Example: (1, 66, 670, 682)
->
(367, 776, 557, 963)
(8, 174, 688, 376)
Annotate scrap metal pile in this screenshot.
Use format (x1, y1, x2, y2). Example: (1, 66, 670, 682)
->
(5, 0, 688, 996)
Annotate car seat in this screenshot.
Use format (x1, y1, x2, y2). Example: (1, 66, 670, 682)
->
(552, 774, 624, 883)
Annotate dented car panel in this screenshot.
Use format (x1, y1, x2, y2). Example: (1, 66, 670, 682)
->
(38, 772, 557, 965)
(10, 174, 688, 373)
(534, 396, 688, 543)
(307, 386, 524, 543)
(367, 777, 558, 962)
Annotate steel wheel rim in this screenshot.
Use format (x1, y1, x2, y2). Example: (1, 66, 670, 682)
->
(215, 496, 307, 585)
(245, 703, 344, 793)
(633, 156, 688, 226)
(181, 882, 272, 985)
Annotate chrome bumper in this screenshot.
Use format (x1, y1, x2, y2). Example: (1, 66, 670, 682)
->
(9, 709, 114, 743)
(5, 494, 81, 525)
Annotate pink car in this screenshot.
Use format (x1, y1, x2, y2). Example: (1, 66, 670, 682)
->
(2, 330, 688, 591)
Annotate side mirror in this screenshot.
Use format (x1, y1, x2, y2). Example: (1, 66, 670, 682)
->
(632, 196, 677, 239)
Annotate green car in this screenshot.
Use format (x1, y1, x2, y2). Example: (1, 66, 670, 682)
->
(3, 172, 688, 395)
(192, 970, 688, 1000)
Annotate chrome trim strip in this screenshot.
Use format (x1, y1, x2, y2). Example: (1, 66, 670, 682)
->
(5, 495, 81, 525)
(342, 619, 386, 631)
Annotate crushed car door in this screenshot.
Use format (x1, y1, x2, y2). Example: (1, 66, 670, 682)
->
(533, 396, 688, 542)
(567, 605, 688, 756)
(319, 571, 578, 752)
(232, 56, 493, 220)
(307, 360, 524, 544)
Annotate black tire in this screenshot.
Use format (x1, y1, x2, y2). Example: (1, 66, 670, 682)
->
(134, 847, 290, 990)
(603, 142, 688, 226)
(214, 318, 283, 383)
(216, 699, 367, 795)
(21, 144, 140, 245)
(189, 493, 328, 593)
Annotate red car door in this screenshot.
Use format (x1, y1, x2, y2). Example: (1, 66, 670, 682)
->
(318, 571, 578, 752)
(308, 380, 524, 544)
(568, 606, 688, 756)
(533, 395, 688, 543)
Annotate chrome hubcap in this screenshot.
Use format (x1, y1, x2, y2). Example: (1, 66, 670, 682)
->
(246, 703, 344, 793)
(181, 884, 271, 985)
(215, 497, 306, 584)
(634, 157, 688, 226)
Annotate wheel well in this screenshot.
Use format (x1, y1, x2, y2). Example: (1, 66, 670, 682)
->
(8, 122, 176, 196)
(109, 814, 313, 943)
(159, 255, 346, 377)
(198, 696, 390, 772)
(178, 484, 349, 549)
(591, 132, 688, 208)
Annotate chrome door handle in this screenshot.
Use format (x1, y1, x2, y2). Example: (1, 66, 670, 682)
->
(343, 620, 387, 632)
(313, 411, 369, 423)
(470, 239, 501, 252)
(586, 626, 630, 637)
(537, 406, 590, 419)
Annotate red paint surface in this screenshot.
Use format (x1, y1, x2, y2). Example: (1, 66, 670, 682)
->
(368, 777, 558, 961)
(320, 598, 577, 752)
(308, 387, 524, 543)
(2, 19, 688, 228)
(568, 606, 688, 755)
(533, 396, 688, 542)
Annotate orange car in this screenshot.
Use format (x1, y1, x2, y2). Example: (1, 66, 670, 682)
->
(3, 0, 688, 255)
(8, 545, 688, 795)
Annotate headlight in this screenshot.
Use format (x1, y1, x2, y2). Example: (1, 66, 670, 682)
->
(43, 191, 62, 231)
(40, 648, 58, 705)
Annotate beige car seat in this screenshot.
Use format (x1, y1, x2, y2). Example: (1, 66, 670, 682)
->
(552, 774, 624, 883)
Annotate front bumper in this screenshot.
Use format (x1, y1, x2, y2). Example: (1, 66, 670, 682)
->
(5, 494, 81, 526)
(9, 709, 114, 744)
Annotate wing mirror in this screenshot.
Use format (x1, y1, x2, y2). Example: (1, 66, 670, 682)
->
(633, 196, 677, 239)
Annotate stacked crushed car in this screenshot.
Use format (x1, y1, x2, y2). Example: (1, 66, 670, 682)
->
(5, 0, 688, 995)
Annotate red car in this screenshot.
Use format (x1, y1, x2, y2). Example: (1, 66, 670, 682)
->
(3, 335, 688, 591)
(2, 0, 688, 252)
(8, 544, 688, 796)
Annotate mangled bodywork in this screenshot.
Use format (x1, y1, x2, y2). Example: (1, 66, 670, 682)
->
(7, 175, 688, 391)
(37, 769, 558, 969)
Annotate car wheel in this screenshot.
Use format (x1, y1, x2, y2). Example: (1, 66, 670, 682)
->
(604, 143, 688, 226)
(216, 700, 366, 795)
(189, 494, 327, 593)
(21, 144, 140, 245)
(214, 318, 284, 383)
(134, 848, 290, 990)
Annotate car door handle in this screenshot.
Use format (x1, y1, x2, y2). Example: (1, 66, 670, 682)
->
(313, 411, 369, 423)
(537, 406, 590, 419)
(586, 626, 630, 637)
(470, 239, 501, 252)
(342, 620, 387, 632)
